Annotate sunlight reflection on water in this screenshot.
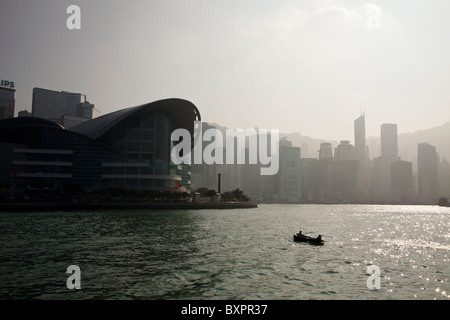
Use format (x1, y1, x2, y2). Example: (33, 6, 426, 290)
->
(0, 204, 448, 299)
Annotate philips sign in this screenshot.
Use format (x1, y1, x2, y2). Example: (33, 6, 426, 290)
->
(0, 80, 15, 89)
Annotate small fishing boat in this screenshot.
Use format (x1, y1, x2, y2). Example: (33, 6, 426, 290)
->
(293, 233, 324, 245)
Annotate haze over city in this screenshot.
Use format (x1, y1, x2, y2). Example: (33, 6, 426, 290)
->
(1, 0, 450, 141)
(1, 1, 450, 304)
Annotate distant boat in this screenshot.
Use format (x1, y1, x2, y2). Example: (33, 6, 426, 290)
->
(293, 233, 324, 245)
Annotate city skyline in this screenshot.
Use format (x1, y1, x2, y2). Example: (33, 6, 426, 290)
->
(1, 0, 450, 141)
(2, 1, 449, 303)
(5, 80, 450, 165)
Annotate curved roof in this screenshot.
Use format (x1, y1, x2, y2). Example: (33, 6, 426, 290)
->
(70, 98, 201, 140)
(0, 116, 64, 130)
(0, 116, 116, 153)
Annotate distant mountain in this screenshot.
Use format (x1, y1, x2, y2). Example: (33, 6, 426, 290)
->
(205, 122, 341, 158)
(279, 132, 340, 159)
(281, 122, 450, 164)
(398, 122, 450, 163)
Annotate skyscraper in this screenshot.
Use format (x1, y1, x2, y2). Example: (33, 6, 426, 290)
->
(418, 143, 439, 203)
(277, 140, 301, 202)
(439, 159, 450, 198)
(372, 156, 391, 201)
(319, 142, 333, 160)
(390, 160, 414, 202)
(334, 141, 354, 161)
(354, 115, 366, 165)
(380, 124, 398, 162)
(32, 87, 100, 128)
(0, 86, 15, 120)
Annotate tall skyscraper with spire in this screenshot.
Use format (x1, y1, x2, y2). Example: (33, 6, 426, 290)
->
(354, 114, 366, 166)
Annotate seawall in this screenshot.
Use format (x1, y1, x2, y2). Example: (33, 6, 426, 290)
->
(0, 201, 258, 212)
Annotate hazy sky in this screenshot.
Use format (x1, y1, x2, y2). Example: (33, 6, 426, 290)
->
(1, 0, 450, 141)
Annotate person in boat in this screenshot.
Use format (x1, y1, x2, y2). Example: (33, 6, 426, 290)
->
(317, 235, 322, 241)
(298, 231, 302, 236)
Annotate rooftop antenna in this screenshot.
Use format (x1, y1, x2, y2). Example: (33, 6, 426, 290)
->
(360, 100, 366, 116)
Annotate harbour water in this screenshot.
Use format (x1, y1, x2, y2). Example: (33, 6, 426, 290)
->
(0, 204, 448, 300)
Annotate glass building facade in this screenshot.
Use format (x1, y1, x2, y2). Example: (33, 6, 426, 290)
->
(0, 87, 15, 120)
(99, 111, 181, 189)
(0, 118, 112, 188)
(0, 99, 200, 192)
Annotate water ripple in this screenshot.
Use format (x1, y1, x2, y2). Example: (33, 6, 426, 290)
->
(0, 205, 448, 300)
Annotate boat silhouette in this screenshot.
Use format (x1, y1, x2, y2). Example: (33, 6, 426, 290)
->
(293, 232, 324, 245)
